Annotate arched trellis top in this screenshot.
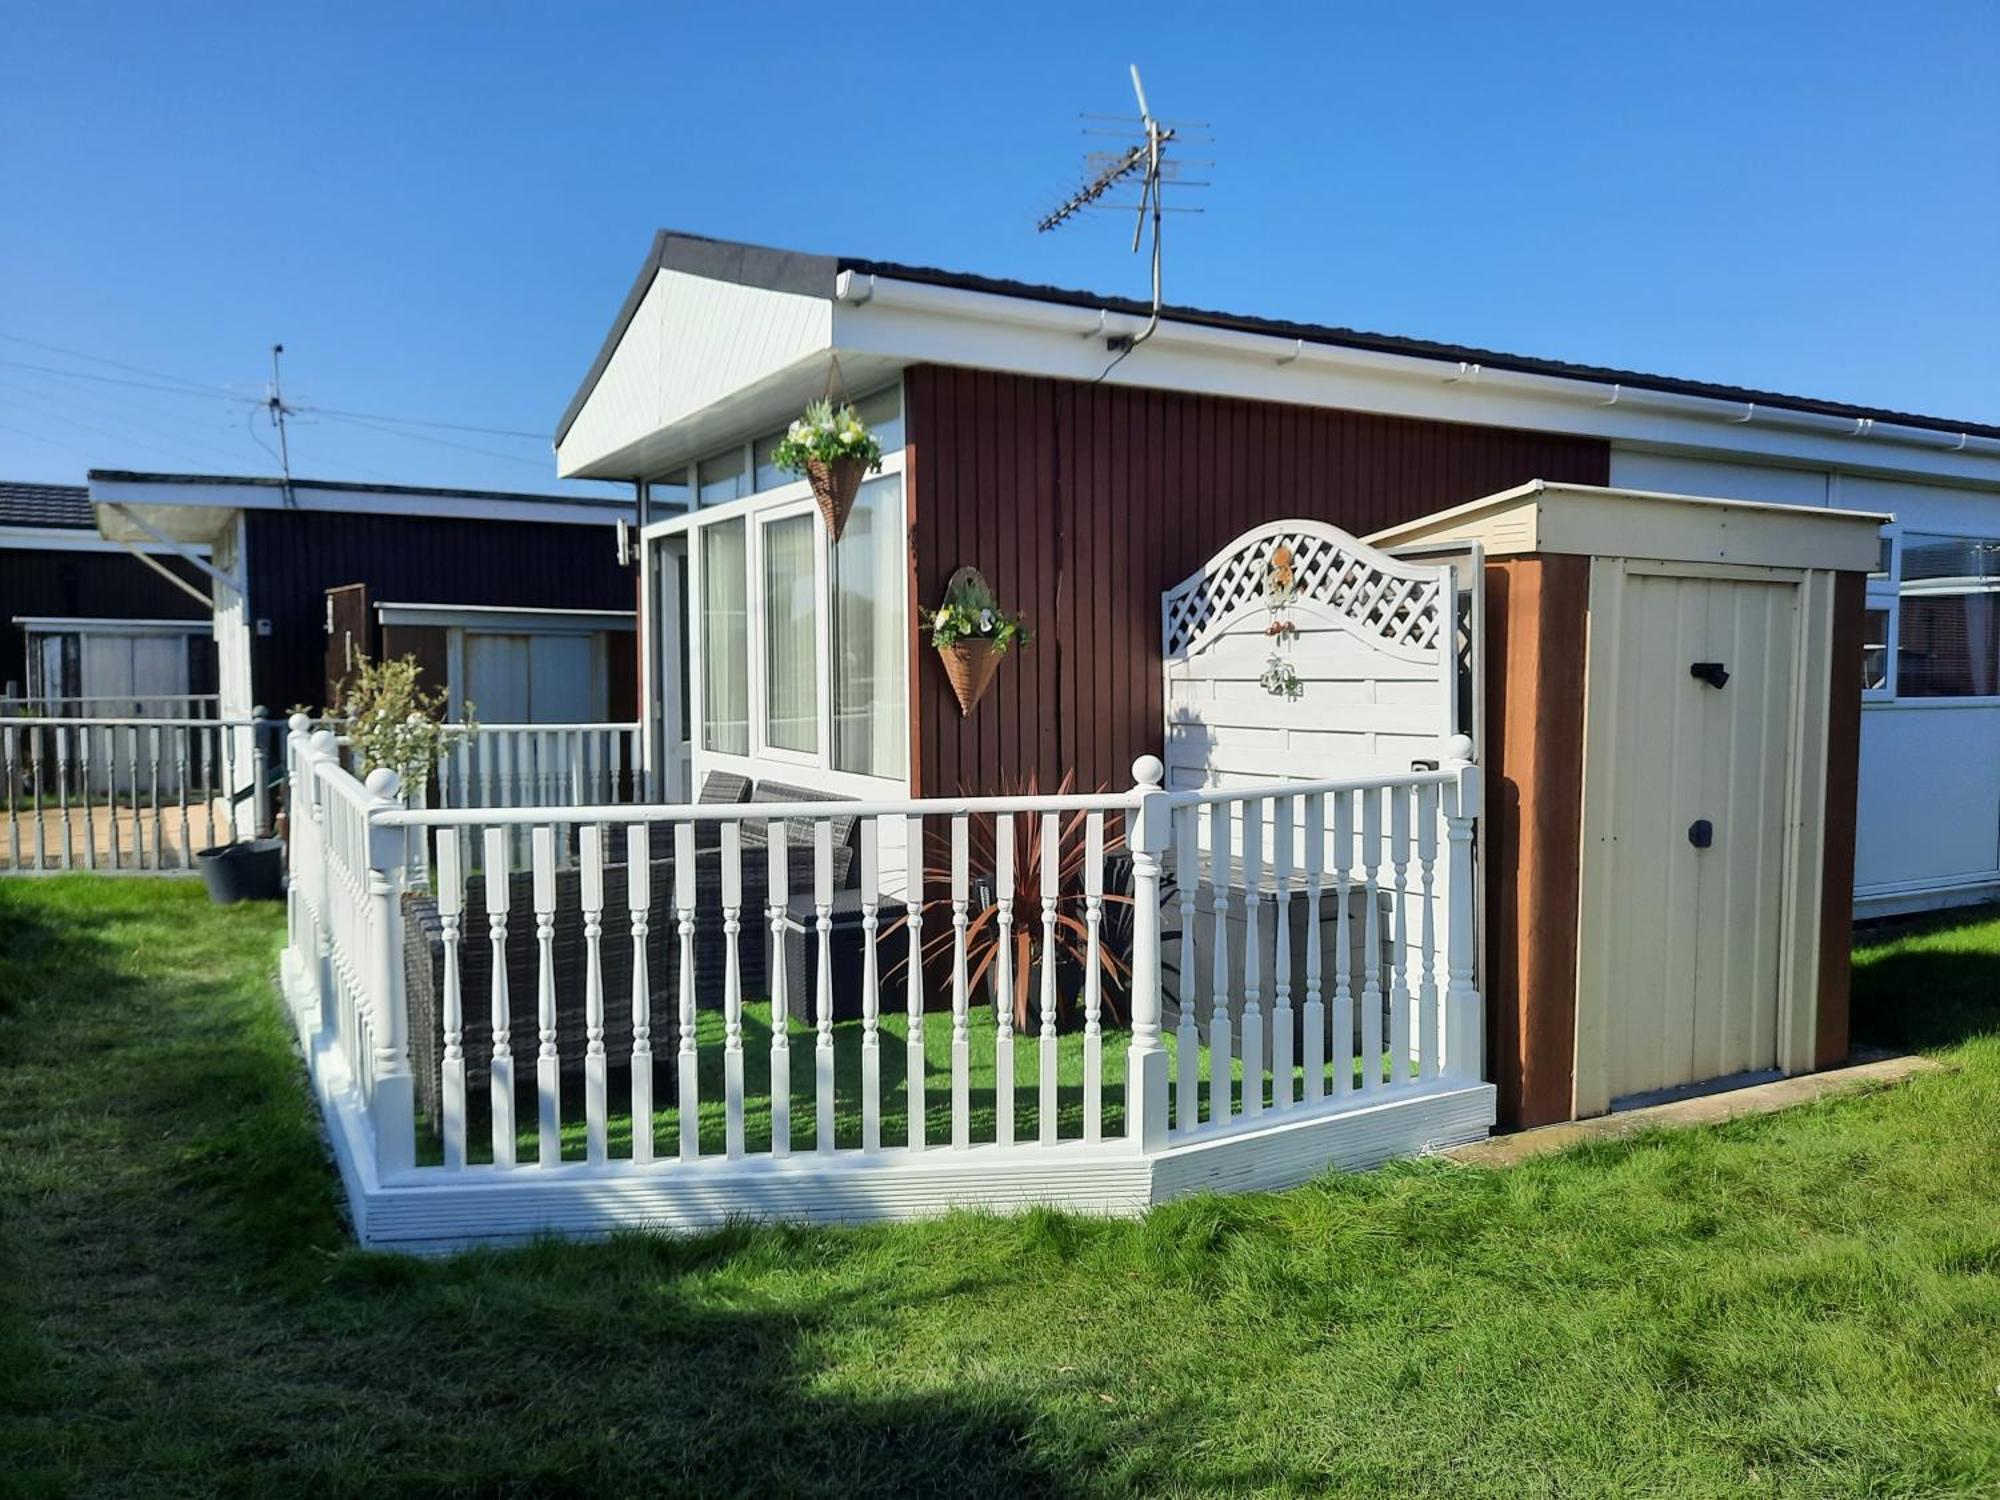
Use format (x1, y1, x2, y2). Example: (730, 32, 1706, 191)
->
(1161, 519, 1449, 663)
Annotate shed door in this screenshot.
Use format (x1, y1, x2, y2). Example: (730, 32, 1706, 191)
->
(464, 632, 602, 724)
(1595, 572, 1799, 1103)
(81, 632, 191, 713)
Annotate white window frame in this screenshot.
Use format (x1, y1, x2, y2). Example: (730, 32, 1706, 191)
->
(1889, 526, 2000, 708)
(643, 381, 910, 795)
(750, 496, 828, 769)
(1862, 522, 1899, 703)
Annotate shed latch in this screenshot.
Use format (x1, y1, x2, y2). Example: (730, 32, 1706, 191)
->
(1688, 819, 1714, 849)
(1690, 661, 1730, 689)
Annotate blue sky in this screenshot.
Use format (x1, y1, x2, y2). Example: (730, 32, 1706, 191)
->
(2, 2, 1995, 495)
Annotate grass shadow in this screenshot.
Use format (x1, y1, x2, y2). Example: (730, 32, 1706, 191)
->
(1850, 902, 2000, 1052)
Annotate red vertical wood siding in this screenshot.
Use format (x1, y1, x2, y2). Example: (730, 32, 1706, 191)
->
(905, 366, 1611, 796)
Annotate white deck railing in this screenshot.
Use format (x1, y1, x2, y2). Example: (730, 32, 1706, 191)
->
(278, 715, 1492, 1250)
(0, 714, 279, 871)
(432, 723, 644, 811)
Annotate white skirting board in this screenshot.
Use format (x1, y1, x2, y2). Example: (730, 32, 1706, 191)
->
(283, 965, 1495, 1253)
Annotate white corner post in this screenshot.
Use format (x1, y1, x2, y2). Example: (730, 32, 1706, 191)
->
(363, 766, 416, 1177)
(1441, 736, 1483, 1083)
(282, 716, 307, 941)
(1125, 755, 1171, 1152)
(306, 727, 341, 1040)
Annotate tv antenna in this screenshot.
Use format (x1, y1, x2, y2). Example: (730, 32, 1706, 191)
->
(266, 343, 298, 506)
(1037, 65, 1209, 372)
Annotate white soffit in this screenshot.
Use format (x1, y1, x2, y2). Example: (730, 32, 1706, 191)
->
(556, 268, 837, 479)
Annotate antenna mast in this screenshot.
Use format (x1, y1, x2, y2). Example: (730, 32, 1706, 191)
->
(267, 343, 297, 506)
(1036, 65, 1208, 371)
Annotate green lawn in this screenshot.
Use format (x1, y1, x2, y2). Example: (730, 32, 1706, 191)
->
(2, 878, 1997, 1498)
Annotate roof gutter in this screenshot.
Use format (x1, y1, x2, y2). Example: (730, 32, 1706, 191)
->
(834, 273, 2000, 463)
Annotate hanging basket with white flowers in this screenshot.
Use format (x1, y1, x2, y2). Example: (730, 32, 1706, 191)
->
(772, 397, 883, 541)
(920, 566, 1031, 717)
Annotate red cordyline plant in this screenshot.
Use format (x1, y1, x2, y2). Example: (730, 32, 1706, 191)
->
(888, 772, 1131, 1033)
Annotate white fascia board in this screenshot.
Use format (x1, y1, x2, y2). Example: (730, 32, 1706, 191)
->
(826, 274, 2000, 492)
(0, 524, 212, 557)
(556, 267, 835, 479)
(89, 481, 624, 533)
(11, 615, 212, 633)
(374, 602, 635, 632)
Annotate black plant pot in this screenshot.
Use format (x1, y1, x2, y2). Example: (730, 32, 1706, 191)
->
(196, 838, 285, 905)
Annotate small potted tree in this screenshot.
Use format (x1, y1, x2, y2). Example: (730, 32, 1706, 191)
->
(771, 397, 883, 541)
(921, 566, 1030, 717)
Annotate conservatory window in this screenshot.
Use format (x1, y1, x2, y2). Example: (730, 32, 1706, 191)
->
(752, 432, 788, 494)
(831, 476, 907, 777)
(700, 520, 749, 754)
(762, 514, 819, 753)
(1896, 533, 2000, 699)
(853, 385, 905, 453)
(652, 467, 691, 510)
(1861, 609, 1890, 693)
(698, 447, 748, 507)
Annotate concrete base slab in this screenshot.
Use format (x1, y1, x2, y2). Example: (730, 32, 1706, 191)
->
(1446, 1054, 1945, 1168)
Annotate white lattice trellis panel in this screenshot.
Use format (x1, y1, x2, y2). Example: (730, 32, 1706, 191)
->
(1161, 519, 1460, 788)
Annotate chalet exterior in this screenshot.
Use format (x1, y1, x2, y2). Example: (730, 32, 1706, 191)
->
(557, 230, 2000, 919)
(1, 481, 215, 709)
(85, 472, 637, 721)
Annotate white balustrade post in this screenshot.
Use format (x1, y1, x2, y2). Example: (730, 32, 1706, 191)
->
(1037, 811, 1061, 1145)
(628, 824, 655, 1164)
(437, 826, 468, 1170)
(767, 821, 792, 1158)
(674, 822, 699, 1162)
(308, 730, 340, 1043)
(1124, 757, 1171, 1154)
(362, 768, 415, 1178)
(1442, 742, 1483, 1083)
(722, 822, 746, 1160)
(532, 825, 562, 1168)
(904, 815, 926, 1152)
(581, 825, 608, 1167)
(483, 826, 517, 1167)
(281, 713, 312, 1017)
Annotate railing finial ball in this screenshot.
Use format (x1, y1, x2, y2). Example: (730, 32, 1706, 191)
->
(1444, 733, 1474, 764)
(364, 766, 402, 799)
(1132, 754, 1165, 789)
(288, 711, 312, 734)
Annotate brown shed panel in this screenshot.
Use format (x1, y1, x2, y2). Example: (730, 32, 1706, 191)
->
(324, 583, 372, 706)
(1479, 555, 1591, 1130)
(376, 623, 450, 704)
(904, 365, 1610, 796)
(1814, 570, 1864, 1068)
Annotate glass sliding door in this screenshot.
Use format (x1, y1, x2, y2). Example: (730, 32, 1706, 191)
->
(831, 475, 906, 777)
(701, 519, 749, 755)
(762, 513, 818, 754)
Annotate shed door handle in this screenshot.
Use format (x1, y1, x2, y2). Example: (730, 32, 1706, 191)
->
(1688, 818, 1713, 849)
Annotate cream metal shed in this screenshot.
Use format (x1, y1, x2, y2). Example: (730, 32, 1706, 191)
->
(1372, 481, 1885, 1125)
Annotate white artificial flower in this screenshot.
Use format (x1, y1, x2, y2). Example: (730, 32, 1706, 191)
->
(978, 608, 995, 632)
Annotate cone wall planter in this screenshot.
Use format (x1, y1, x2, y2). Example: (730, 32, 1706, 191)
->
(940, 638, 1003, 717)
(805, 456, 868, 542)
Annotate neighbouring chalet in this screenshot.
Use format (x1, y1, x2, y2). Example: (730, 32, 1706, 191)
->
(555, 230, 2000, 922)
(1, 480, 215, 708)
(83, 472, 639, 724)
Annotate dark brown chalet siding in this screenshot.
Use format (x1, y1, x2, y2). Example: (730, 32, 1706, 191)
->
(0, 547, 212, 697)
(244, 509, 629, 715)
(904, 365, 1610, 796)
